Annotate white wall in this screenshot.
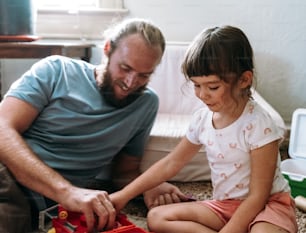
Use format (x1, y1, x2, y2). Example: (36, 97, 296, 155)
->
(123, 0, 306, 124)
(1, 0, 305, 123)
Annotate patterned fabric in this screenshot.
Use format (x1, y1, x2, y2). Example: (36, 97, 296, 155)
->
(186, 99, 290, 200)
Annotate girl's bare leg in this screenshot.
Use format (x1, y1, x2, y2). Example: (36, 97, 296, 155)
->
(147, 202, 224, 233)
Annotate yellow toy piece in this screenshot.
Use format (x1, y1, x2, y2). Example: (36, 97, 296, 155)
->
(47, 227, 56, 233)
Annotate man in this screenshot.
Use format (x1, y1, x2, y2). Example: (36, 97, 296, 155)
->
(0, 18, 186, 232)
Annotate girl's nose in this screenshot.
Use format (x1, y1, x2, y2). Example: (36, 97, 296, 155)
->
(199, 88, 208, 100)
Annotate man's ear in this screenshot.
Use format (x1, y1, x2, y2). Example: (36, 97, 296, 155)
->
(239, 71, 253, 88)
(104, 40, 111, 56)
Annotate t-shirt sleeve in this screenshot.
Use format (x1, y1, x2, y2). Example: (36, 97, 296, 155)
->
(186, 108, 205, 145)
(4, 56, 62, 111)
(245, 108, 285, 150)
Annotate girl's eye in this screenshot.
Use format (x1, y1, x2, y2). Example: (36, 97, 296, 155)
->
(194, 84, 200, 88)
(209, 86, 219, 90)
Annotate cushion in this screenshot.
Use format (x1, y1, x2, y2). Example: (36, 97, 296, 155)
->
(141, 114, 211, 182)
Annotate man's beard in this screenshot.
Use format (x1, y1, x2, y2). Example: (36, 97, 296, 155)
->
(98, 69, 147, 108)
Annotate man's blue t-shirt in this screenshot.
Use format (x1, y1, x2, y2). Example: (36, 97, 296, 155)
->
(5, 55, 159, 184)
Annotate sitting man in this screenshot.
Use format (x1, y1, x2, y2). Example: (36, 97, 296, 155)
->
(0, 18, 187, 232)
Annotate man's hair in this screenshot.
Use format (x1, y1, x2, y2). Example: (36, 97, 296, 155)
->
(103, 18, 166, 56)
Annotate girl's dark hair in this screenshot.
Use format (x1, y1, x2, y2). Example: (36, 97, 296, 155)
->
(181, 25, 254, 96)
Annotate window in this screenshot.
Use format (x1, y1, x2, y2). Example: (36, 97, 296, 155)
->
(34, 0, 128, 40)
(34, 0, 123, 10)
(35, 0, 98, 9)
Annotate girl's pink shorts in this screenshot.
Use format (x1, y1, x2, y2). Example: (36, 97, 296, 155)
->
(201, 192, 298, 233)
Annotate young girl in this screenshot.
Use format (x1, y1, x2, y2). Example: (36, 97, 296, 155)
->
(110, 25, 298, 233)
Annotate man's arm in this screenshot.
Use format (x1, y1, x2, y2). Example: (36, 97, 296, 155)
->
(0, 97, 67, 199)
(0, 97, 116, 231)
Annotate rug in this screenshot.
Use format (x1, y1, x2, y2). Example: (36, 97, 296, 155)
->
(123, 181, 306, 233)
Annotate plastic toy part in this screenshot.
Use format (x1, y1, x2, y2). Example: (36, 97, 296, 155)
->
(39, 204, 152, 233)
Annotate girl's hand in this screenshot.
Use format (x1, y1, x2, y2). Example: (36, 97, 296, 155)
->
(143, 182, 189, 209)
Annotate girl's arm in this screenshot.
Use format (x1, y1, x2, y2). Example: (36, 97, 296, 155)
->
(110, 137, 202, 211)
(220, 140, 279, 233)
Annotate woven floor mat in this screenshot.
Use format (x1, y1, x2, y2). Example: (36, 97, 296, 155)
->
(123, 181, 306, 233)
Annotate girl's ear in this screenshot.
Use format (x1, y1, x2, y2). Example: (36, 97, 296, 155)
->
(104, 40, 111, 57)
(239, 71, 253, 88)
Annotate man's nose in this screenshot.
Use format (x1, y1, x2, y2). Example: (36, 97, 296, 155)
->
(124, 72, 138, 88)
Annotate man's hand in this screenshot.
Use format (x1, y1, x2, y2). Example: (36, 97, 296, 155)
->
(143, 182, 188, 209)
(58, 186, 116, 232)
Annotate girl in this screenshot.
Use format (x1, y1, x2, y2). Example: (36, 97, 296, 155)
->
(110, 25, 298, 233)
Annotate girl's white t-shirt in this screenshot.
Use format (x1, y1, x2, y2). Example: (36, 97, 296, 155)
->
(186, 99, 290, 200)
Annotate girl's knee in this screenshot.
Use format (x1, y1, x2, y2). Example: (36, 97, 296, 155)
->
(147, 207, 159, 229)
(147, 207, 167, 232)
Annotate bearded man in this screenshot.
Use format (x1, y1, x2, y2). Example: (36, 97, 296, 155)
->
(0, 18, 186, 232)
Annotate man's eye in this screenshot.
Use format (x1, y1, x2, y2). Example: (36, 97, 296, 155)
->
(139, 74, 150, 79)
(120, 65, 130, 72)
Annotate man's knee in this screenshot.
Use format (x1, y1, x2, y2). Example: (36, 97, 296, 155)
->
(0, 163, 32, 232)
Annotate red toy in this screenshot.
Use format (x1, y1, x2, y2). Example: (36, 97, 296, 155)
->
(39, 204, 152, 233)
